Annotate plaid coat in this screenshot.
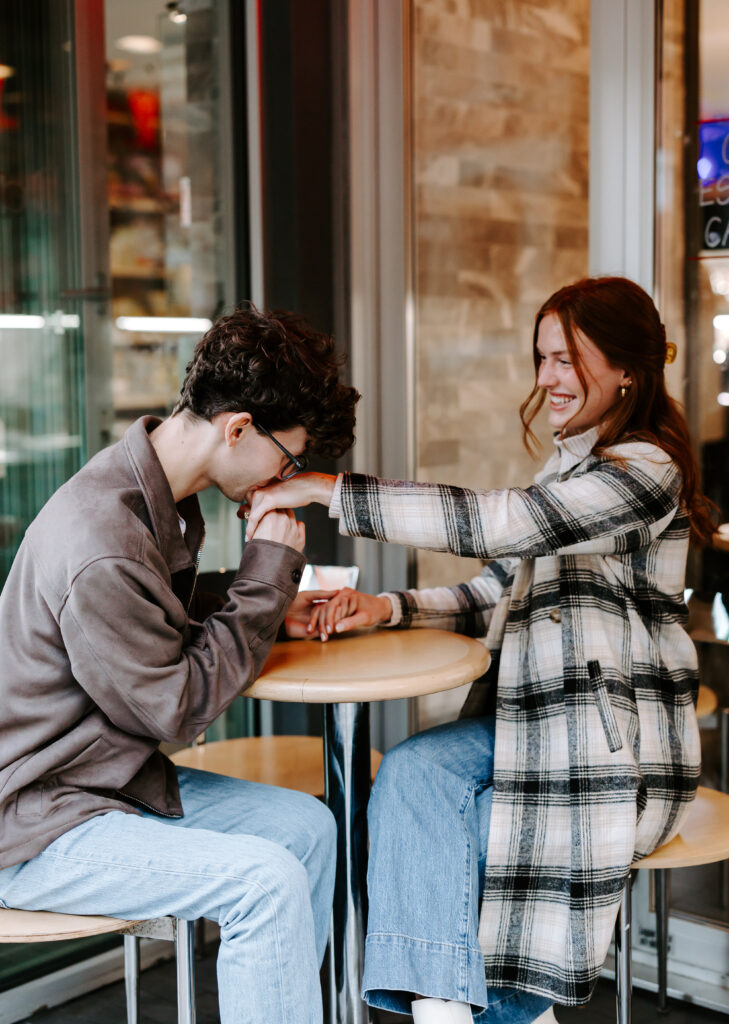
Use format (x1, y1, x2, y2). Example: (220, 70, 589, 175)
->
(329, 427, 701, 1005)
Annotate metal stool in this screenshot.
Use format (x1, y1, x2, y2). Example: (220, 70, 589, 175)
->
(0, 909, 195, 1023)
(645, 684, 717, 1011)
(615, 785, 729, 1024)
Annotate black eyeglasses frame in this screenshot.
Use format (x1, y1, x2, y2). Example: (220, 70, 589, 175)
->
(254, 422, 308, 480)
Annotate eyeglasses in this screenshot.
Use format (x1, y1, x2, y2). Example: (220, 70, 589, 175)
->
(254, 422, 308, 479)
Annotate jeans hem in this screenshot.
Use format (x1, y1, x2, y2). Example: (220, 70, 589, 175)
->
(361, 932, 489, 1014)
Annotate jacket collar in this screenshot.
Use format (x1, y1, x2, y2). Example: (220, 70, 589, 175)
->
(553, 425, 600, 475)
(123, 417, 204, 572)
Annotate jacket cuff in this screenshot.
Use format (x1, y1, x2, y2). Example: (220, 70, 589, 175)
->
(238, 539, 306, 600)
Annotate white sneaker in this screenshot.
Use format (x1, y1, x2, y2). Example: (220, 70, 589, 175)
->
(411, 998, 474, 1023)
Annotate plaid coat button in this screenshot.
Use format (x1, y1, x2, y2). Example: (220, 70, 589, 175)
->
(549, 608, 562, 623)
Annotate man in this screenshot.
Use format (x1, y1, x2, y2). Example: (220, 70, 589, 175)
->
(0, 306, 359, 1024)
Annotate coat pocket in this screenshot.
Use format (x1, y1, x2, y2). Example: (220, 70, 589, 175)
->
(587, 660, 623, 753)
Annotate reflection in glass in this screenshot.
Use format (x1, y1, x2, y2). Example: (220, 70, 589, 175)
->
(0, 1, 85, 584)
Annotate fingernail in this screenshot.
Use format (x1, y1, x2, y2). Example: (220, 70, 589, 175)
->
(335, 623, 343, 632)
(320, 632, 327, 642)
(307, 623, 313, 632)
(326, 625, 332, 634)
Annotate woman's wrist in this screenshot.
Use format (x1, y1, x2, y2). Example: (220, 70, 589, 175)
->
(377, 595, 393, 625)
(313, 473, 337, 507)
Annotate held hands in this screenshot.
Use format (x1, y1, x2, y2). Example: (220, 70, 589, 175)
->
(239, 473, 337, 533)
(302, 587, 393, 641)
(284, 590, 338, 638)
(246, 508, 306, 553)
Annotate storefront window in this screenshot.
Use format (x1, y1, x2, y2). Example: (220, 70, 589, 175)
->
(0, 2, 86, 585)
(0, 0, 249, 993)
(104, 0, 241, 574)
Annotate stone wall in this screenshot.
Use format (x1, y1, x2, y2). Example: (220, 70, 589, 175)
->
(411, 0, 591, 724)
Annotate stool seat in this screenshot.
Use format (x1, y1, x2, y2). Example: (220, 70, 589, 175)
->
(171, 734, 383, 794)
(696, 684, 718, 718)
(635, 785, 729, 870)
(616, 785, 729, 1024)
(0, 907, 142, 942)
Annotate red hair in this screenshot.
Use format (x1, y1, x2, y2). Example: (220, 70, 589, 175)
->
(519, 276, 716, 543)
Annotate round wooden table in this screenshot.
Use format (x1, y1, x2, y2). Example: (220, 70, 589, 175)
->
(247, 628, 490, 1024)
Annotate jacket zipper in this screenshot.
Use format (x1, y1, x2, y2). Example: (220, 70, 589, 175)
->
(186, 528, 206, 613)
(117, 790, 182, 818)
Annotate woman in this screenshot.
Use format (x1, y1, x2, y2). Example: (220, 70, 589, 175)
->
(246, 277, 715, 1024)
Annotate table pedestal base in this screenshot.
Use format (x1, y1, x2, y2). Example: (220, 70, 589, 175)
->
(323, 701, 372, 1024)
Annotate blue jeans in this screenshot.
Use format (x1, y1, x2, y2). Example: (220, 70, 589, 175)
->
(362, 717, 552, 1024)
(0, 767, 336, 1024)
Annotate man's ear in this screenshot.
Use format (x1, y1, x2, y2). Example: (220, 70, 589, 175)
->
(223, 411, 253, 446)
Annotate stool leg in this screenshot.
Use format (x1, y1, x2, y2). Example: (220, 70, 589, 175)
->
(655, 868, 671, 1013)
(194, 917, 206, 959)
(175, 918, 196, 1024)
(615, 875, 632, 1024)
(123, 934, 140, 1024)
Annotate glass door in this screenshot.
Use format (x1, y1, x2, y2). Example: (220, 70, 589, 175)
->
(0, 0, 119, 992)
(0, 0, 250, 998)
(0, 0, 95, 584)
(104, 0, 242, 575)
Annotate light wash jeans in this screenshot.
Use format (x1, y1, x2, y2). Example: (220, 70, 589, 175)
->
(362, 717, 553, 1024)
(0, 767, 336, 1024)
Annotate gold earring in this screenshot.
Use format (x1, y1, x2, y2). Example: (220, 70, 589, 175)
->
(620, 382, 631, 400)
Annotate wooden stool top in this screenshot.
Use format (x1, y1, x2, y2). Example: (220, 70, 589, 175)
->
(0, 907, 140, 943)
(697, 684, 718, 718)
(636, 786, 729, 870)
(171, 735, 383, 795)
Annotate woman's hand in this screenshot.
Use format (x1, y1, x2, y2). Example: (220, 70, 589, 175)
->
(246, 508, 306, 552)
(284, 590, 338, 638)
(240, 473, 337, 533)
(307, 588, 393, 641)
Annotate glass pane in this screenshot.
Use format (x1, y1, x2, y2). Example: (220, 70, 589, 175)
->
(0, 0, 109, 990)
(0, 0, 86, 585)
(105, 0, 242, 573)
(410, 0, 591, 728)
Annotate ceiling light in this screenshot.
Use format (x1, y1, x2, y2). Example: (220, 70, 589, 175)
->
(718, 392, 729, 407)
(713, 349, 728, 364)
(115, 35, 162, 55)
(0, 313, 79, 330)
(115, 316, 212, 333)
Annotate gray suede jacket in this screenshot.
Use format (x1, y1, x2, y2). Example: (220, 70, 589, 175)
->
(0, 417, 305, 868)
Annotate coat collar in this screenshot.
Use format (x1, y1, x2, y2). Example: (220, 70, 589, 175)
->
(123, 417, 204, 572)
(553, 425, 600, 475)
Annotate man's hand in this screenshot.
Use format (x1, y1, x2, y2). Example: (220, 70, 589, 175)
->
(246, 508, 305, 553)
(307, 588, 393, 641)
(284, 590, 339, 638)
(240, 473, 337, 533)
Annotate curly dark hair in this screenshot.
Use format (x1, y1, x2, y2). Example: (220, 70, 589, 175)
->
(175, 305, 359, 459)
